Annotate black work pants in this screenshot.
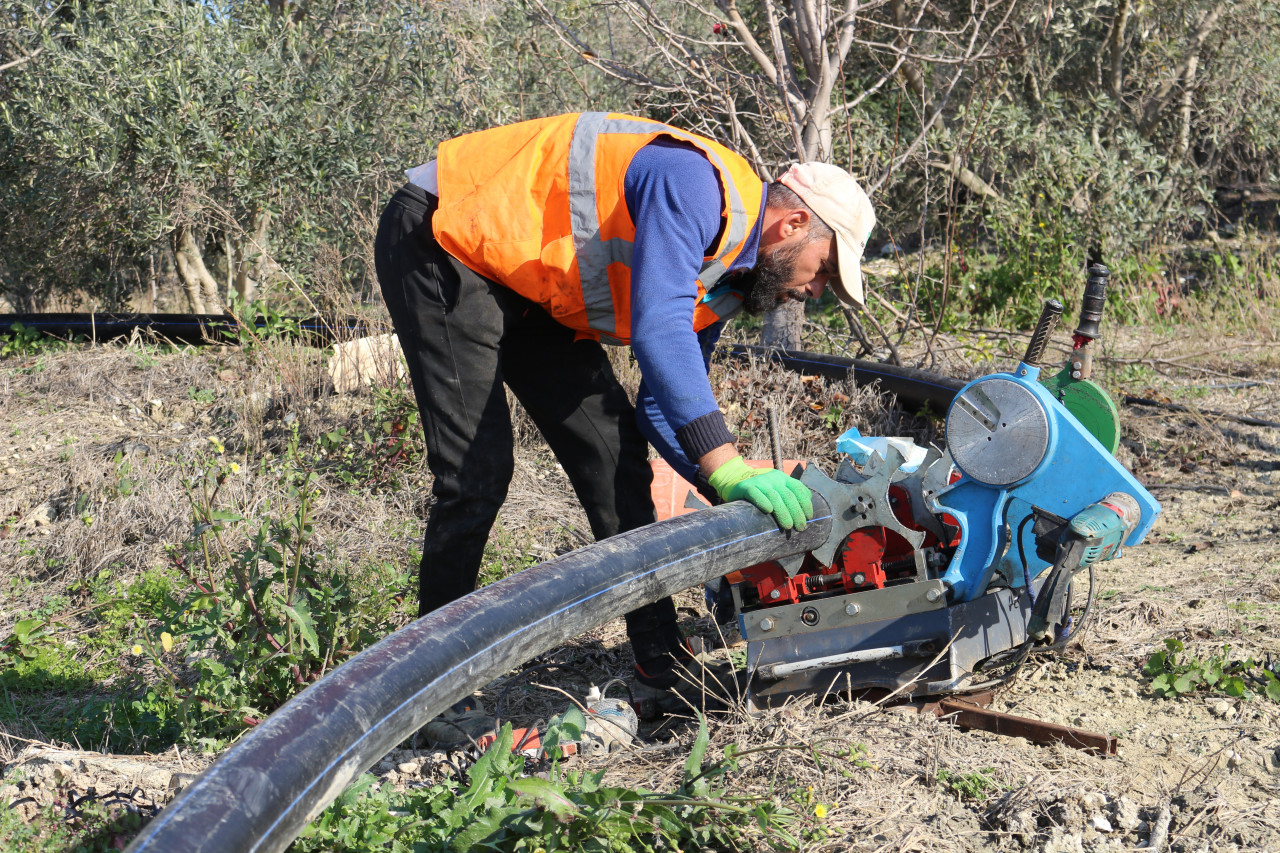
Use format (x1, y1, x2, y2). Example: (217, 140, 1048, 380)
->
(374, 183, 683, 665)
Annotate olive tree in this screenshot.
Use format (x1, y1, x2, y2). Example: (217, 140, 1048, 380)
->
(0, 0, 534, 312)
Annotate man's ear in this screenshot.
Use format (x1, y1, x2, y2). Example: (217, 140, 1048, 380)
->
(778, 209, 811, 238)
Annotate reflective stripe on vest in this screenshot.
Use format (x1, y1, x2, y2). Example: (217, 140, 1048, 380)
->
(567, 112, 752, 340)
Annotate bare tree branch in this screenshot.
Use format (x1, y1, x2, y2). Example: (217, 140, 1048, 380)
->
(0, 47, 42, 73)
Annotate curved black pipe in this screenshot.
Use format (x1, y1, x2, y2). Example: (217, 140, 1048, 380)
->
(723, 344, 964, 412)
(125, 498, 832, 853)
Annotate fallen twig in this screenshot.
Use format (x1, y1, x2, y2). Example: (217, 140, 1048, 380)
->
(1147, 802, 1173, 852)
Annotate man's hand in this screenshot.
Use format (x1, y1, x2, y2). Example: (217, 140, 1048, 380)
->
(707, 456, 814, 531)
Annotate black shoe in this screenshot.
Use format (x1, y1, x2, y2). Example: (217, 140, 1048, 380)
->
(422, 696, 496, 749)
(632, 645, 743, 718)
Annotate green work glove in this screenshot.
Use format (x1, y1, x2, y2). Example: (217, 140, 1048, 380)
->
(707, 456, 814, 531)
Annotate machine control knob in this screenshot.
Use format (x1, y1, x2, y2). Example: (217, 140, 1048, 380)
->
(946, 377, 1050, 486)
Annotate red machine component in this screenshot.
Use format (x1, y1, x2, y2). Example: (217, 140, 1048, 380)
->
(727, 484, 962, 609)
(649, 456, 963, 611)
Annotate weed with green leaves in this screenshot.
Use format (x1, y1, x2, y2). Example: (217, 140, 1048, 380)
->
(1144, 638, 1280, 701)
(295, 715, 803, 852)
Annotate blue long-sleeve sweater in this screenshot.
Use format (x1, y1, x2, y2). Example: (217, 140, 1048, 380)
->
(625, 138, 765, 482)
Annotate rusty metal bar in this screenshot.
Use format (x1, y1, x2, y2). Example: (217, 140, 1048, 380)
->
(929, 697, 1118, 756)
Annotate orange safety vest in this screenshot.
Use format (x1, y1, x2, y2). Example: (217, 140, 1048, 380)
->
(432, 112, 764, 344)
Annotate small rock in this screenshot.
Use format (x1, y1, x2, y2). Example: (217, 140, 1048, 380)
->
(1042, 829, 1085, 853)
(1050, 799, 1086, 832)
(1090, 813, 1113, 833)
(396, 761, 418, 775)
(1211, 700, 1232, 718)
(169, 772, 197, 791)
(1113, 796, 1142, 831)
(1007, 809, 1037, 838)
(1227, 751, 1243, 769)
(375, 759, 394, 773)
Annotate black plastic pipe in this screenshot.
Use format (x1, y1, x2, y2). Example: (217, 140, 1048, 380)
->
(723, 343, 965, 412)
(0, 312, 371, 345)
(125, 497, 832, 853)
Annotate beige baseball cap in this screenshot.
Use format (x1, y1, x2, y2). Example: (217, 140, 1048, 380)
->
(777, 162, 876, 307)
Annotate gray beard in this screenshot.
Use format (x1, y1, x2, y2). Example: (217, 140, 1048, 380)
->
(738, 241, 807, 314)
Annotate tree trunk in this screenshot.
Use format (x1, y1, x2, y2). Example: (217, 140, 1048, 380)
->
(1138, 5, 1222, 138)
(171, 225, 224, 314)
(232, 210, 271, 304)
(1106, 0, 1131, 102)
(762, 300, 804, 351)
(1175, 55, 1199, 160)
(891, 0, 927, 105)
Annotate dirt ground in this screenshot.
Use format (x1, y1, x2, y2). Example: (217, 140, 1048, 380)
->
(2, 325, 1280, 851)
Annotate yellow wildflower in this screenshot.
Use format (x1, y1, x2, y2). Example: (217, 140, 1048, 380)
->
(160, 632, 174, 652)
(815, 804, 828, 819)
(131, 644, 143, 655)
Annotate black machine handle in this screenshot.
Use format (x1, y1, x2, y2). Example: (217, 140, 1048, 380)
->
(1027, 537, 1086, 642)
(1074, 263, 1110, 341)
(1022, 299, 1064, 366)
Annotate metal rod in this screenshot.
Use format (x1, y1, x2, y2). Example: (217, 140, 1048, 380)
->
(766, 404, 783, 471)
(933, 697, 1118, 755)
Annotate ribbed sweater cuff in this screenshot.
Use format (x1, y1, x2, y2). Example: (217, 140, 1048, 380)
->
(675, 411, 736, 467)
